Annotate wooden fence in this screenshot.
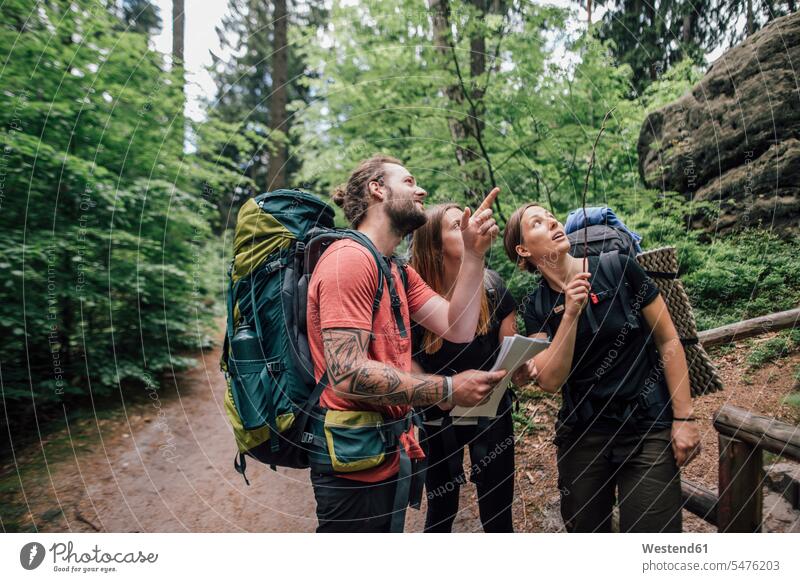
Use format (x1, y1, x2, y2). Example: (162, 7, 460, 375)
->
(681, 307, 800, 532)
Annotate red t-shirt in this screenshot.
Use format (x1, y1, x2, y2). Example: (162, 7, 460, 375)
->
(306, 239, 438, 482)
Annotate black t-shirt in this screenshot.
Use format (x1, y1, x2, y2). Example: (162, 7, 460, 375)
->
(411, 270, 516, 419)
(522, 254, 672, 436)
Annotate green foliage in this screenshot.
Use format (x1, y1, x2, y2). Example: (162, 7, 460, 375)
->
(0, 0, 218, 447)
(290, 0, 797, 334)
(597, 1, 714, 95)
(204, 0, 327, 214)
(782, 392, 800, 411)
(746, 331, 800, 370)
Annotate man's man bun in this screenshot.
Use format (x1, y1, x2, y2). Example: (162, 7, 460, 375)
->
(331, 184, 347, 208)
(332, 154, 403, 227)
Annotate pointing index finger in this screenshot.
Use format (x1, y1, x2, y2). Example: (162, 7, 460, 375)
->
(476, 187, 500, 214)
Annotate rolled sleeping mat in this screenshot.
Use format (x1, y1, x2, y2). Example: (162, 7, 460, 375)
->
(636, 246, 724, 396)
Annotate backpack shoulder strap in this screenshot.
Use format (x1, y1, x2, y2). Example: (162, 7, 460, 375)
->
(532, 282, 554, 338)
(344, 230, 408, 339)
(305, 229, 386, 315)
(483, 268, 502, 308)
(392, 256, 409, 293)
(598, 251, 637, 328)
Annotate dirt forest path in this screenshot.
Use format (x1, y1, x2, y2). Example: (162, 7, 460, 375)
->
(2, 339, 483, 533)
(4, 329, 799, 533)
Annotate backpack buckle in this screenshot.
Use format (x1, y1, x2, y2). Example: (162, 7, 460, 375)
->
(300, 432, 314, 444)
(266, 362, 285, 373)
(264, 259, 283, 274)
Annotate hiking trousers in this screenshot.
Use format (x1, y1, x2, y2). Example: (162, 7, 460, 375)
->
(422, 407, 515, 533)
(556, 427, 682, 533)
(311, 471, 398, 533)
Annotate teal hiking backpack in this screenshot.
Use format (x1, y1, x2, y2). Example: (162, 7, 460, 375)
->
(220, 189, 412, 483)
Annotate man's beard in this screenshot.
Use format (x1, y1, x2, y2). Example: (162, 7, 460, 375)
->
(384, 185, 427, 236)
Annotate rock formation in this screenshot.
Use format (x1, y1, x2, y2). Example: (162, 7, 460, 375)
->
(638, 12, 800, 236)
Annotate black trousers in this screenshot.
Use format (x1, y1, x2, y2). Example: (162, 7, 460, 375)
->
(311, 471, 399, 533)
(422, 408, 515, 533)
(556, 427, 682, 533)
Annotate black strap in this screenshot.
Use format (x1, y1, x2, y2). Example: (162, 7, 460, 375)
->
(234, 452, 250, 486)
(599, 251, 638, 330)
(388, 412, 426, 532)
(533, 282, 554, 339)
(393, 258, 409, 292)
(305, 230, 386, 314)
(583, 295, 600, 334)
(297, 372, 329, 441)
(305, 229, 408, 338)
(348, 230, 408, 338)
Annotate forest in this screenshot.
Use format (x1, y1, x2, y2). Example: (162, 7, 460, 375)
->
(1, 0, 799, 491)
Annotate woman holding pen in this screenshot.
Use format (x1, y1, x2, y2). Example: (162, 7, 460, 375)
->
(504, 203, 701, 533)
(410, 191, 518, 532)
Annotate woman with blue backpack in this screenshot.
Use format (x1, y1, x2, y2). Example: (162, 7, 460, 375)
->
(410, 202, 518, 532)
(503, 203, 701, 533)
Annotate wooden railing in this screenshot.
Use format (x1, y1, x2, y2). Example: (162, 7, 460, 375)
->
(681, 405, 800, 532)
(680, 307, 800, 532)
(697, 308, 799, 348)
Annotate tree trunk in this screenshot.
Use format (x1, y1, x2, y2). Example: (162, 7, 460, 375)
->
(430, 0, 477, 200)
(172, 0, 185, 70)
(172, 0, 185, 147)
(682, 11, 693, 44)
(467, 0, 488, 195)
(746, 0, 754, 35)
(429, 0, 492, 204)
(267, 0, 288, 191)
(587, 0, 592, 27)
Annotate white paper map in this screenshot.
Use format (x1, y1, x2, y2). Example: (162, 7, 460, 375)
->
(450, 334, 550, 418)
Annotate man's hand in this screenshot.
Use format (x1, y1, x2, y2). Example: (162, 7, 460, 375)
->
(671, 420, 701, 467)
(448, 368, 507, 408)
(460, 188, 500, 258)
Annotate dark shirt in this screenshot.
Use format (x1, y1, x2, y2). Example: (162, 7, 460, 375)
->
(411, 270, 516, 420)
(522, 254, 672, 436)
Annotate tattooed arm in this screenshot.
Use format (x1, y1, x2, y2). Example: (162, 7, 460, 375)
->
(322, 328, 504, 407)
(322, 328, 446, 406)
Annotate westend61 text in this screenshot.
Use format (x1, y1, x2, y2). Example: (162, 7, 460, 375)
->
(642, 543, 708, 554)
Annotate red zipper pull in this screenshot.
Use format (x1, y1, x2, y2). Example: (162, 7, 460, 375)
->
(590, 292, 599, 305)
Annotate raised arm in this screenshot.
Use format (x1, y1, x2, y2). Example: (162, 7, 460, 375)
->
(322, 328, 506, 407)
(512, 273, 591, 392)
(411, 204, 499, 343)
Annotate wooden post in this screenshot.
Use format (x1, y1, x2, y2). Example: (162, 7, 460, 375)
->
(717, 434, 763, 532)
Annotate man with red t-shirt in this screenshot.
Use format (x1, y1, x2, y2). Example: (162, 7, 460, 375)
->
(306, 154, 505, 532)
